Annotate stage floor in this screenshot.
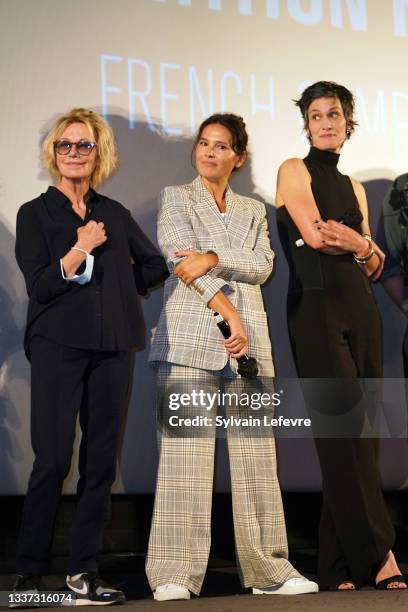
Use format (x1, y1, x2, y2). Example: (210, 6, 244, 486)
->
(1, 561, 408, 612)
(2, 493, 407, 610)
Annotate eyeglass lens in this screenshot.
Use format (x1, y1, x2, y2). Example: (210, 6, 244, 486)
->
(55, 140, 96, 156)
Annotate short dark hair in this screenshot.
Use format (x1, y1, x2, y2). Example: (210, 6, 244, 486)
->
(294, 81, 357, 141)
(192, 113, 248, 171)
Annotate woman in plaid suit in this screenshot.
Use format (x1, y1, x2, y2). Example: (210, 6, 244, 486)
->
(146, 113, 318, 601)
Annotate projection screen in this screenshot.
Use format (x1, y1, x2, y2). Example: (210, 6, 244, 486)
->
(1, 0, 408, 494)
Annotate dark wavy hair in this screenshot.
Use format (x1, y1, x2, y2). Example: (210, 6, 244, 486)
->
(192, 113, 248, 171)
(294, 81, 357, 143)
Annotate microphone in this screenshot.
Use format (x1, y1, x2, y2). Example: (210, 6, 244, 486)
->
(214, 313, 258, 379)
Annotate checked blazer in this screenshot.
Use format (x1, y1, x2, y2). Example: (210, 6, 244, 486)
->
(149, 176, 275, 375)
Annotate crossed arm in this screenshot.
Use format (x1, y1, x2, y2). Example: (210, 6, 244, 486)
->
(158, 187, 275, 357)
(275, 158, 384, 280)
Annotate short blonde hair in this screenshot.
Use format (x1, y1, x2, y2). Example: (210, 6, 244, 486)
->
(42, 108, 118, 187)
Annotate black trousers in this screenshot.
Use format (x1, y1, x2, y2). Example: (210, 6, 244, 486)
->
(315, 438, 394, 587)
(403, 323, 408, 430)
(403, 322, 408, 378)
(16, 336, 133, 575)
(288, 291, 395, 588)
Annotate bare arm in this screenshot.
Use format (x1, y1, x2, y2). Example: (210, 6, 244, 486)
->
(350, 179, 384, 280)
(276, 158, 344, 253)
(276, 159, 383, 278)
(206, 291, 248, 358)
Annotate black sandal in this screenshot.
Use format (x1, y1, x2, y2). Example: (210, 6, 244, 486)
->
(375, 575, 407, 590)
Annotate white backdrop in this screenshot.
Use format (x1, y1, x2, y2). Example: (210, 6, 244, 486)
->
(1, 0, 407, 494)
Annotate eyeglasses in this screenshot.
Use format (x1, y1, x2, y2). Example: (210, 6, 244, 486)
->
(54, 140, 97, 156)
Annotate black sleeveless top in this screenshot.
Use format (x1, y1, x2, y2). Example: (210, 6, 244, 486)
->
(276, 146, 370, 296)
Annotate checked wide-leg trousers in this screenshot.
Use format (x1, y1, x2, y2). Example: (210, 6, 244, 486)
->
(146, 362, 301, 595)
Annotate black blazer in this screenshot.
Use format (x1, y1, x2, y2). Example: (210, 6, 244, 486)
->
(15, 187, 168, 358)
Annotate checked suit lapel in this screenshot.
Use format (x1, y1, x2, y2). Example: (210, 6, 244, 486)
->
(190, 176, 254, 250)
(190, 177, 230, 248)
(225, 188, 253, 249)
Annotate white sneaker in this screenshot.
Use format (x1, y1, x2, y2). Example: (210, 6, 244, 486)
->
(253, 577, 319, 595)
(153, 583, 191, 601)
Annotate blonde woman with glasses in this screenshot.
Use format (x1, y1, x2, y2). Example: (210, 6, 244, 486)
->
(13, 108, 168, 605)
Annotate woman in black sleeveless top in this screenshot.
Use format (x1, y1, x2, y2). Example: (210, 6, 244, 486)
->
(276, 81, 406, 590)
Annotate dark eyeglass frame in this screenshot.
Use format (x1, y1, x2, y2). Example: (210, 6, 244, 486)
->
(54, 140, 97, 156)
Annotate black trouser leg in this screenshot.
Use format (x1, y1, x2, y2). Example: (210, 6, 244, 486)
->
(403, 323, 408, 435)
(288, 297, 394, 588)
(16, 337, 88, 575)
(317, 498, 349, 588)
(68, 349, 133, 575)
(315, 438, 394, 588)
